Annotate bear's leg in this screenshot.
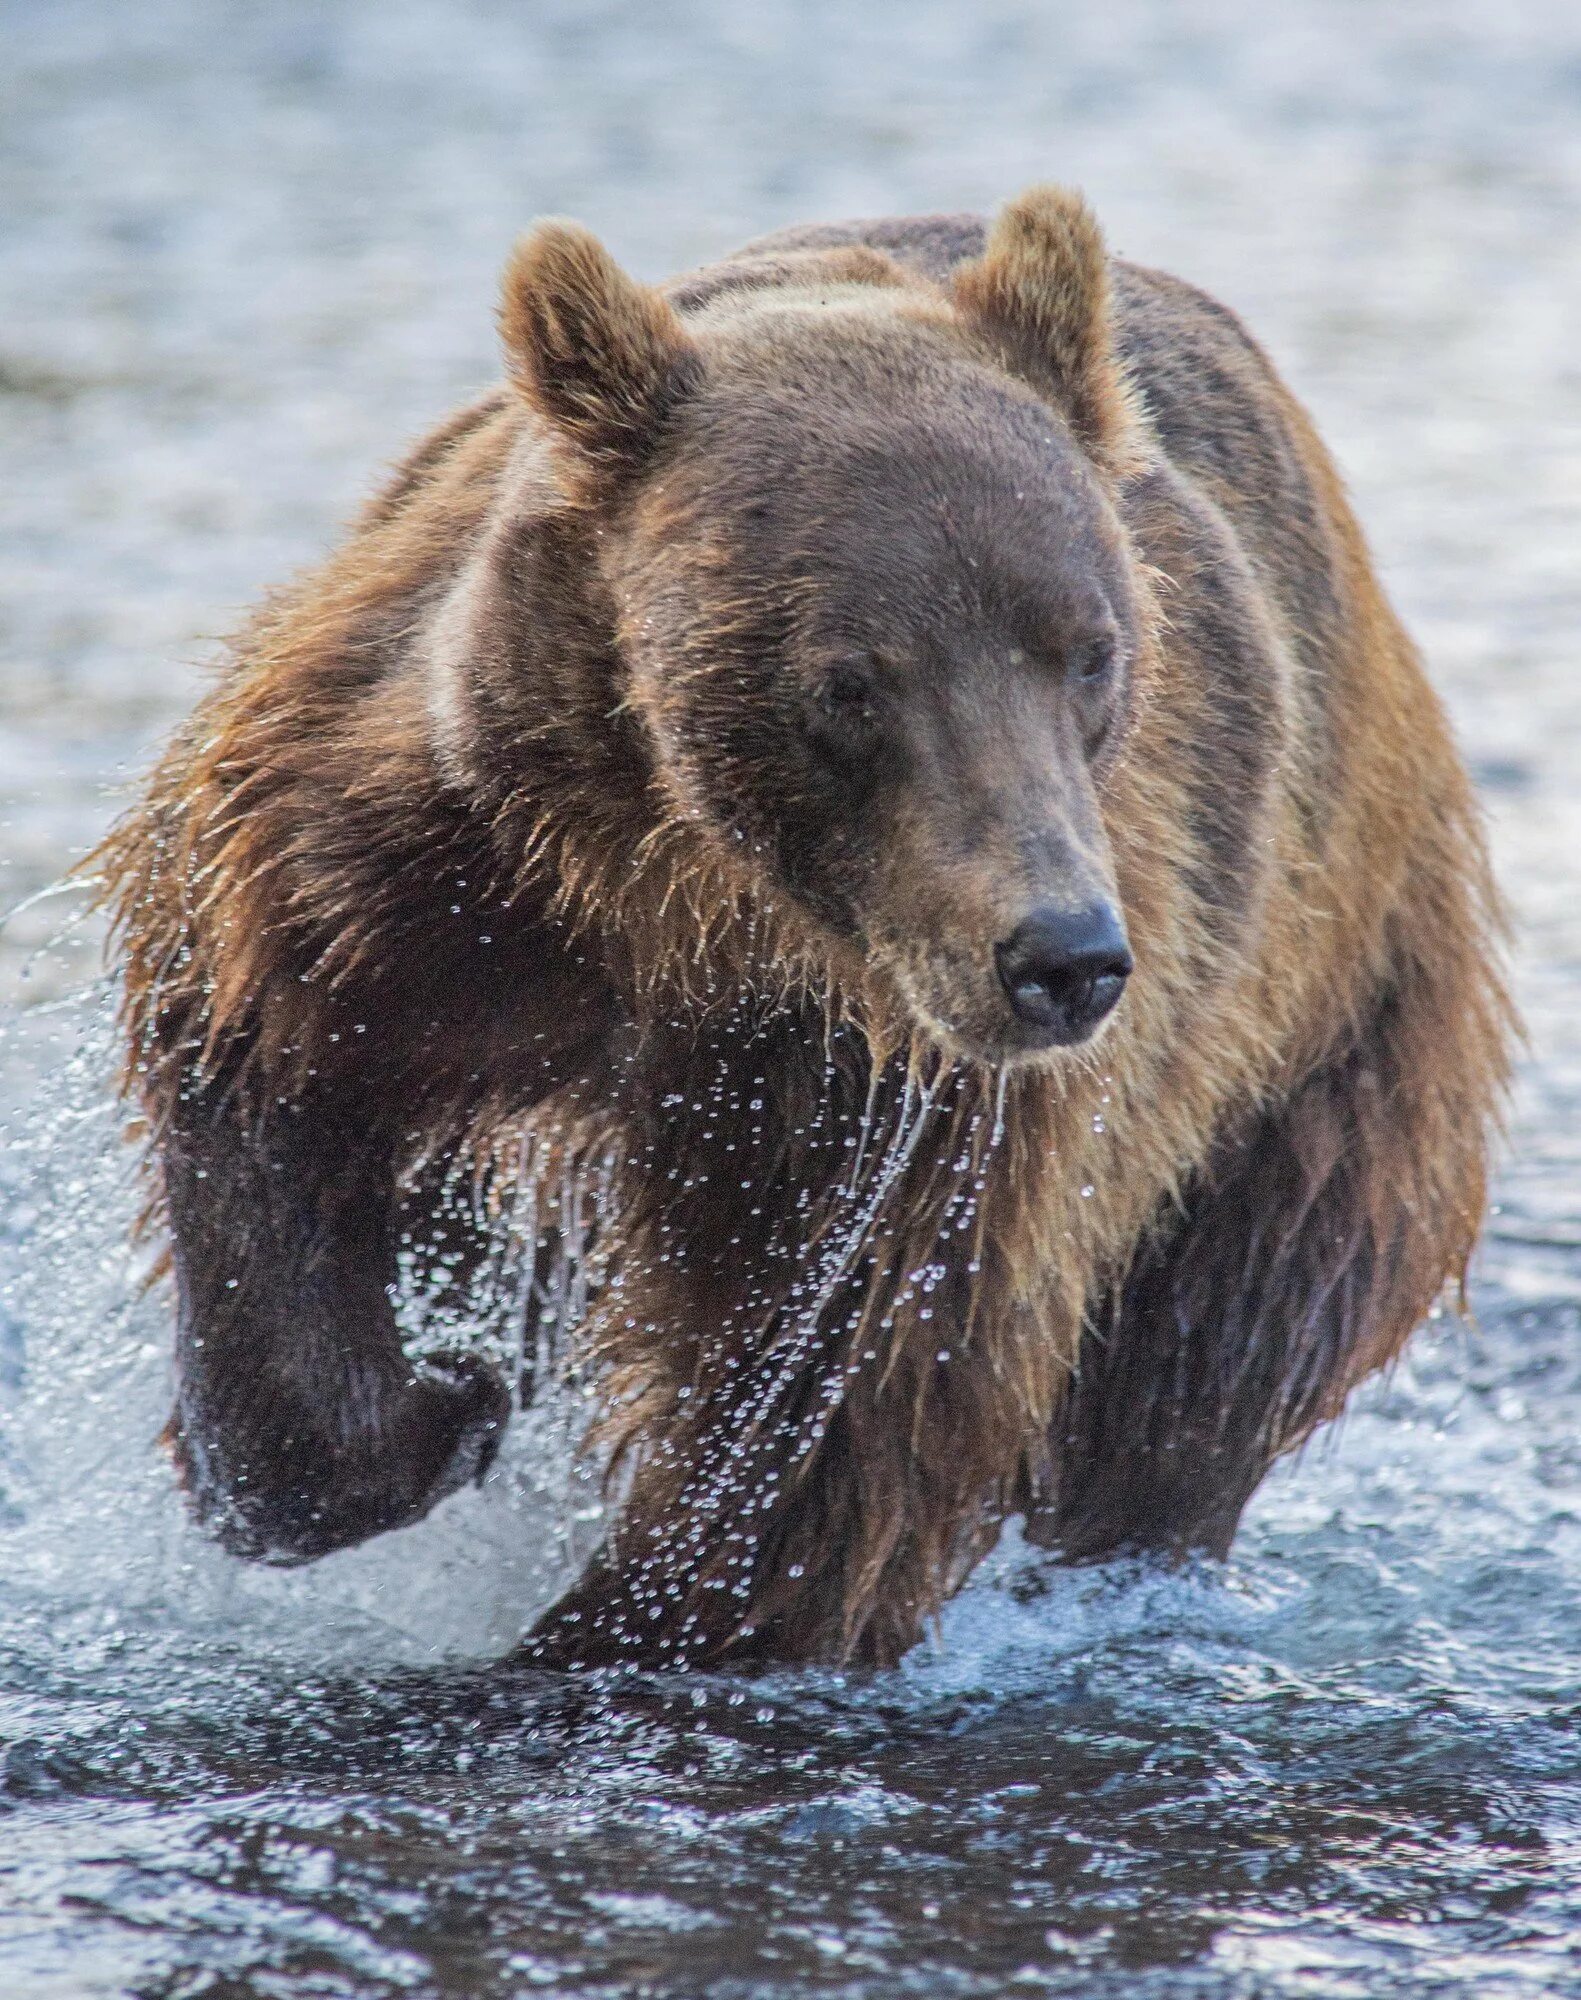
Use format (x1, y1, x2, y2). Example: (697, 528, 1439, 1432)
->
(1026, 1012, 1488, 1561)
(160, 1077, 511, 1563)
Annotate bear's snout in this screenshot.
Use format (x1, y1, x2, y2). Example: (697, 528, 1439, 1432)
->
(994, 901, 1132, 1046)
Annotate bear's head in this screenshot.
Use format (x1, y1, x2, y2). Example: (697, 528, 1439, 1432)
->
(499, 187, 1149, 1066)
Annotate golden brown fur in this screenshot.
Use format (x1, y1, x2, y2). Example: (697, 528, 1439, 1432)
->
(95, 187, 1512, 1666)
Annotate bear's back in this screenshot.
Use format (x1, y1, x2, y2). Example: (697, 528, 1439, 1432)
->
(721, 211, 1303, 474)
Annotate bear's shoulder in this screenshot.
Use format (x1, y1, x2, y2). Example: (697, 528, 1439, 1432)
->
(717, 211, 990, 288)
(693, 215, 1288, 460)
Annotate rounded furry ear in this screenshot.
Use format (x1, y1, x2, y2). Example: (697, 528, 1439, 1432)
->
(953, 186, 1141, 477)
(500, 222, 702, 475)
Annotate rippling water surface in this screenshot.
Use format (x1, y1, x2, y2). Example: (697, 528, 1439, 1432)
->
(3, 2, 1580, 1994)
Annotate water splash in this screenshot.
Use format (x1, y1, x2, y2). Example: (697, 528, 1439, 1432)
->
(0, 984, 608, 1668)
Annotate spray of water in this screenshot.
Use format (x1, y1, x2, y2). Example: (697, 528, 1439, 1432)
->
(0, 968, 610, 1666)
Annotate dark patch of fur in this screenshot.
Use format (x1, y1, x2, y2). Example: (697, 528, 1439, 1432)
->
(1031, 1010, 1410, 1558)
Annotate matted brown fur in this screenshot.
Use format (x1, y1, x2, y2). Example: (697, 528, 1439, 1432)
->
(94, 187, 1513, 1667)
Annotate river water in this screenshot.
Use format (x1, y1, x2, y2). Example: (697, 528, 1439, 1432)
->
(3, 2, 1580, 1994)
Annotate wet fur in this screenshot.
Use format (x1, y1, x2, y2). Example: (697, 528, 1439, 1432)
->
(95, 189, 1512, 1666)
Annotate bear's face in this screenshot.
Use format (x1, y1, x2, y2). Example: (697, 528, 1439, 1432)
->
(616, 327, 1141, 1063)
(500, 191, 1145, 1065)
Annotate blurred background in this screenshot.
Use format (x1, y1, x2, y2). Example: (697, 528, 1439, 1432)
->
(2, 5, 1580, 1996)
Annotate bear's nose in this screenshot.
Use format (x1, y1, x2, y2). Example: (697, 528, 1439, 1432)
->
(994, 902, 1133, 1043)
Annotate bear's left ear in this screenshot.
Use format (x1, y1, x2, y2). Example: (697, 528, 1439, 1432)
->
(500, 222, 702, 480)
(952, 186, 1141, 478)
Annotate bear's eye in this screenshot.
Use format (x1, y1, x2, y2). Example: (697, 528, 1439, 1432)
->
(818, 661, 878, 723)
(1070, 634, 1118, 686)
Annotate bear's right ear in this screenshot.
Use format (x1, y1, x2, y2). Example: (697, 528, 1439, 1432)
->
(500, 222, 702, 480)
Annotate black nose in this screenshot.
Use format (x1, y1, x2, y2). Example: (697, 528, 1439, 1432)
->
(994, 902, 1133, 1043)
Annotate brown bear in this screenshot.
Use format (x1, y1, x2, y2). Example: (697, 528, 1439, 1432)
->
(96, 186, 1513, 1669)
